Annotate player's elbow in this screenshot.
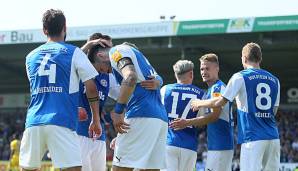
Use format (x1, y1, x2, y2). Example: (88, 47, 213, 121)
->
(123, 73, 137, 87)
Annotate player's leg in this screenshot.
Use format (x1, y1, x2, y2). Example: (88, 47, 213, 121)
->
(240, 140, 266, 171)
(205, 150, 233, 171)
(78, 136, 92, 171)
(262, 139, 280, 171)
(46, 125, 82, 171)
(90, 140, 106, 171)
(113, 118, 167, 170)
(179, 147, 197, 171)
(161, 146, 179, 171)
(20, 126, 47, 171)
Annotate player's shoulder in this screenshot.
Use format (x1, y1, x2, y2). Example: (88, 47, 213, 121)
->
(109, 44, 135, 62)
(211, 80, 226, 91)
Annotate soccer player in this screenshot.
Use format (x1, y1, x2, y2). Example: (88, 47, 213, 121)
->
(191, 43, 280, 171)
(76, 33, 117, 171)
(160, 60, 204, 171)
(20, 9, 101, 171)
(94, 43, 168, 171)
(170, 54, 234, 171)
(8, 134, 20, 171)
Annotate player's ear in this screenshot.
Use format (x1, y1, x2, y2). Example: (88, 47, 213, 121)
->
(43, 28, 48, 36)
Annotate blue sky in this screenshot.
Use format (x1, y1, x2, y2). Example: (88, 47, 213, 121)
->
(0, 0, 297, 31)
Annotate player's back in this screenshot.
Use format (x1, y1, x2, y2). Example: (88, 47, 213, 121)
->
(161, 83, 204, 151)
(236, 68, 280, 143)
(204, 80, 234, 150)
(25, 42, 85, 130)
(109, 44, 167, 122)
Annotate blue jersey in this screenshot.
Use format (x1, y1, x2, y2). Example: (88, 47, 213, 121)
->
(109, 44, 167, 122)
(25, 42, 98, 130)
(223, 68, 280, 144)
(204, 80, 234, 150)
(76, 73, 110, 141)
(160, 83, 204, 151)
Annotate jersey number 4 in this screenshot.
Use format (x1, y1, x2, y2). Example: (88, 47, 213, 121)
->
(168, 92, 197, 119)
(38, 54, 56, 83)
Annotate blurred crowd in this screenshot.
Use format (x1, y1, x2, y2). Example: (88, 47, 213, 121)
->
(0, 108, 297, 167)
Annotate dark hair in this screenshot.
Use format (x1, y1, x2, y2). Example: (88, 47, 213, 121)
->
(242, 42, 262, 63)
(87, 33, 112, 63)
(88, 45, 102, 63)
(42, 9, 66, 37)
(88, 33, 111, 41)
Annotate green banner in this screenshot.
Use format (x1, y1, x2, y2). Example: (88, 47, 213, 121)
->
(176, 19, 229, 35)
(254, 15, 298, 32)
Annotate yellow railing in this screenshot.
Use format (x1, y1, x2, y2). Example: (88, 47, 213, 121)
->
(0, 161, 113, 171)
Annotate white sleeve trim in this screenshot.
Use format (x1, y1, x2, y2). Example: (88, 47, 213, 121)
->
(222, 73, 244, 102)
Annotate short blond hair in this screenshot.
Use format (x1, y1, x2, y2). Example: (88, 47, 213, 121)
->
(200, 53, 219, 65)
(242, 42, 262, 63)
(173, 60, 194, 75)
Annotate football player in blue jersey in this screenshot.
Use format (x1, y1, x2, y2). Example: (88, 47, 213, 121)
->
(76, 33, 117, 171)
(191, 43, 280, 171)
(20, 9, 102, 171)
(170, 54, 234, 171)
(93, 43, 168, 171)
(159, 60, 204, 171)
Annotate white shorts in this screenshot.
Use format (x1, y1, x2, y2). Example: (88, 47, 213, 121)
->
(20, 125, 82, 169)
(163, 146, 197, 171)
(79, 136, 106, 171)
(205, 150, 233, 171)
(113, 117, 168, 169)
(240, 139, 280, 171)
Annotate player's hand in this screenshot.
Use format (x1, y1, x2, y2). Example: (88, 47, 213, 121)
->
(169, 118, 189, 130)
(191, 99, 201, 111)
(110, 137, 116, 150)
(140, 76, 160, 90)
(88, 119, 102, 140)
(111, 111, 130, 134)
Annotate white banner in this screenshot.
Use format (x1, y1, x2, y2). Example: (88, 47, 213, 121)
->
(280, 163, 298, 170)
(0, 22, 174, 44)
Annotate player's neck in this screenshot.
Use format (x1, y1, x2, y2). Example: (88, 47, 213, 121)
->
(245, 63, 260, 69)
(206, 78, 218, 87)
(47, 35, 65, 43)
(177, 79, 192, 84)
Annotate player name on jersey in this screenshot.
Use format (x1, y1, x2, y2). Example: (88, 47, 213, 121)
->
(248, 74, 276, 83)
(33, 86, 63, 94)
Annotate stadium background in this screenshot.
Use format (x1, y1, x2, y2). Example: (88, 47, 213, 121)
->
(0, 15, 297, 170)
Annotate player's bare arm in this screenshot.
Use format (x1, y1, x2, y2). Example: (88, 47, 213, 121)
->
(140, 75, 162, 90)
(81, 38, 112, 54)
(191, 96, 228, 111)
(84, 79, 102, 138)
(111, 57, 137, 133)
(170, 107, 222, 130)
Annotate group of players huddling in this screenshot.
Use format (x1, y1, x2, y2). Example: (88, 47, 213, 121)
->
(18, 9, 280, 171)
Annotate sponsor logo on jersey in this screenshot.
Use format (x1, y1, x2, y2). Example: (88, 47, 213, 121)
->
(212, 92, 221, 97)
(112, 50, 122, 62)
(100, 79, 108, 87)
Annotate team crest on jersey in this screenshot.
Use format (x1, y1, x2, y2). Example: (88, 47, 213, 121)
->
(100, 79, 108, 87)
(112, 50, 122, 62)
(212, 92, 221, 97)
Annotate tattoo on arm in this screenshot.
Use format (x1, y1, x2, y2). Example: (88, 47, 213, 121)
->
(121, 67, 137, 87)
